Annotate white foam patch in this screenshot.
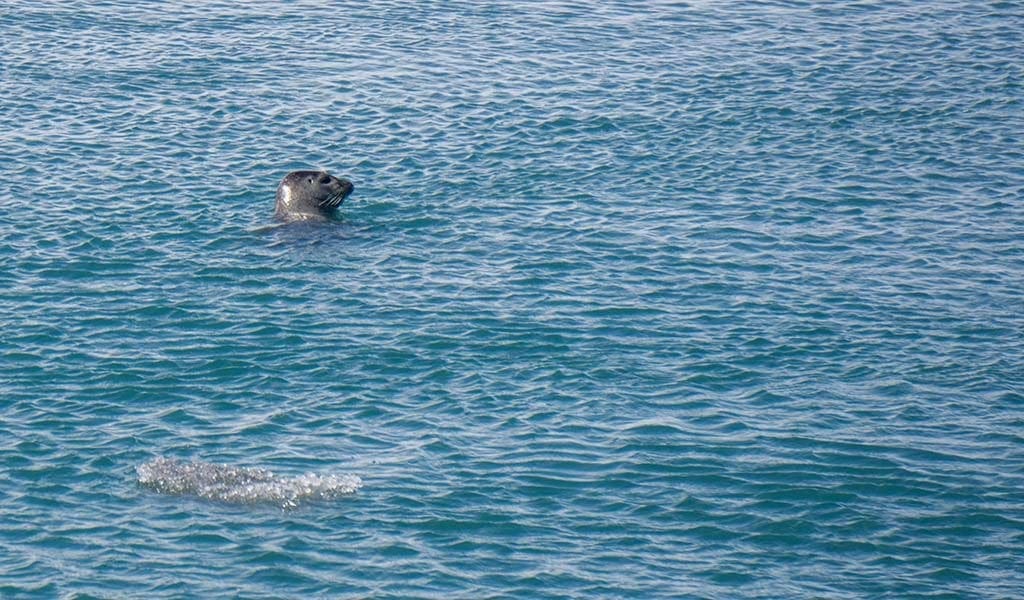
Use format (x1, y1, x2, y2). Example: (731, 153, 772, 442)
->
(137, 457, 362, 509)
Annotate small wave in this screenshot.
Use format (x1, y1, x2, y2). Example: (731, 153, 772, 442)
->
(137, 457, 362, 509)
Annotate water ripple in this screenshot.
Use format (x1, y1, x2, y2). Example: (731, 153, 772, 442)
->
(1, 0, 1023, 598)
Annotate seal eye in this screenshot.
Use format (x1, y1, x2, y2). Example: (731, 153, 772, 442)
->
(319, 175, 331, 184)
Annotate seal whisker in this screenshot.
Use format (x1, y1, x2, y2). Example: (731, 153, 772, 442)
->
(318, 190, 336, 208)
(325, 191, 344, 208)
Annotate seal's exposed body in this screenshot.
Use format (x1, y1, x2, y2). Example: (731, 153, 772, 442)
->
(274, 170, 354, 221)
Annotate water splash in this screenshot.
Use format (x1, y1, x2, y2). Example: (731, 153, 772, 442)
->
(137, 457, 362, 509)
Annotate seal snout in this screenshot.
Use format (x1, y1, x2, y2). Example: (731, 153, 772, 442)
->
(337, 177, 354, 197)
(329, 176, 354, 205)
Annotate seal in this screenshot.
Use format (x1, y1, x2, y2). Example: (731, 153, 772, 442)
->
(274, 170, 354, 221)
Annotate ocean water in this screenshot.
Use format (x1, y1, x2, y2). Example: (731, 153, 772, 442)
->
(1, 0, 1023, 597)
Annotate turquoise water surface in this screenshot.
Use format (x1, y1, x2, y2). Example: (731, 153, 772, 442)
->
(2, 1, 1023, 598)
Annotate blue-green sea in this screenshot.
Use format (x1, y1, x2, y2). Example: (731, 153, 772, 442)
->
(2, 1, 1023, 598)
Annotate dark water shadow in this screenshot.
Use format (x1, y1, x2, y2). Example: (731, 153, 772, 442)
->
(251, 215, 373, 247)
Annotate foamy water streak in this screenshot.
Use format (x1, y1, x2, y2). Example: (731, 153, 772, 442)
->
(137, 457, 362, 509)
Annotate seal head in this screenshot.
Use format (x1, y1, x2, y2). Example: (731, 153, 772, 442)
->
(275, 170, 354, 220)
